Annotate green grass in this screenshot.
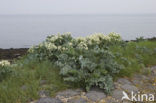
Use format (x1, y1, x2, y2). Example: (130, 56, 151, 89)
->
(0, 57, 70, 103)
(110, 40, 156, 77)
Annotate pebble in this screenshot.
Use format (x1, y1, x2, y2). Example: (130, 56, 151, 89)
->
(117, 78, 132, 85)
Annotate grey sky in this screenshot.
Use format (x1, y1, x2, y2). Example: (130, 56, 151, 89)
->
(0, 0, 156, 15)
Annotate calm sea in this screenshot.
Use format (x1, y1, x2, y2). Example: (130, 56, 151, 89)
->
(0, 15, 156, 48)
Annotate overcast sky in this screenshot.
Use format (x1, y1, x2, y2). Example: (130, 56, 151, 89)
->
(0, 0, 156, 15)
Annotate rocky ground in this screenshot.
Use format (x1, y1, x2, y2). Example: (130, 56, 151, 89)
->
(0, 48, 28, 60)
(30, 66, 156, 103)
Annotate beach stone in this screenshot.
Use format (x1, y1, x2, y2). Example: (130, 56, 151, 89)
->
(67, 97, 87, 103)
(56, 89, 82, 98)
(121, 84, 138, 93)
(117, 78, 132, 85)
(37, 97, 62, 103)
(86, 89, 106, 102)
(112, 89, 123, 101)
(38, 90, 50, 97)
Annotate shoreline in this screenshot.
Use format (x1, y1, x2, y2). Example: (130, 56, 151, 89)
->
(0, 48, 28, 60)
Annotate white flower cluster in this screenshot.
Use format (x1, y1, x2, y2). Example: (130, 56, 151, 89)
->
(44, 42, 57, 51)
(87, 33, 107, 44)
(76, 37, 86, 42)
(77, 42, 88, 50)
(68, 42, 73, 46)
(28, 46, 36, 53)
(0, 60, 10, 67)
(108, 32, 121, 41)
(47, 34, 63, 43)
(86, 32, 121, 44)
(46, 33, 71, 43)
(28, 32, 122, 53)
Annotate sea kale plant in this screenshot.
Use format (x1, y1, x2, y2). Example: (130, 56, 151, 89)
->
(0, 60, 12, 81)
(28, 32, 124, 94)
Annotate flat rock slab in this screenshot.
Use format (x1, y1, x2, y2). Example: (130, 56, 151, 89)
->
(56, 89, 82, 98)
(121, 84, 138, 93)
(117, 78, 132, 85)
(112, 89, 123, 101)
(86, 90, 106, 102)
(131, 79, 143, 86)
(37, 97, 62, 103)
(67, 97, 87, 103)
(141, 83, 156, 92)
(133, 74, 149, 81)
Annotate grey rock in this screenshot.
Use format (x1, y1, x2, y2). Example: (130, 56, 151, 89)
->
(112, 89, 123, 101)
(151, 66, 156, 75)
(133, 74, 143, 80)
(121, 84, 138, 93)
(117, 78, 132, 85)
(56, 89, 82, 98)
(133, 74, 149, 81)
(142, 83, 156, 92)
(141, 75, 149, 81)
(132, 79, 143, 86)
(37, 97, 62, 103)
(105, 98, 118, 103)
(38, 90, 50, 97)
(40, 80, 47, 85)
(151, 66, 156, 69)
(114, 82, 121, 89)
(86, 89, 106, 102)
(122, 101, 132, 103)
(67, 98, 87, 103)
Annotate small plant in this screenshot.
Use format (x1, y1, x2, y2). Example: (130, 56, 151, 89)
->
(0, 60, 12, 81)
(136, 36, 145, 42)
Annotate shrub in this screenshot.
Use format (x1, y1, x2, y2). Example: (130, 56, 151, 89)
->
(0, 60, 12, 81)
(56, 48, 122, 93)
(28, 32, 124, 94)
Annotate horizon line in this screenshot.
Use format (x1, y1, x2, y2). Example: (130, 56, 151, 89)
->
(0, 13, 156, 16)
